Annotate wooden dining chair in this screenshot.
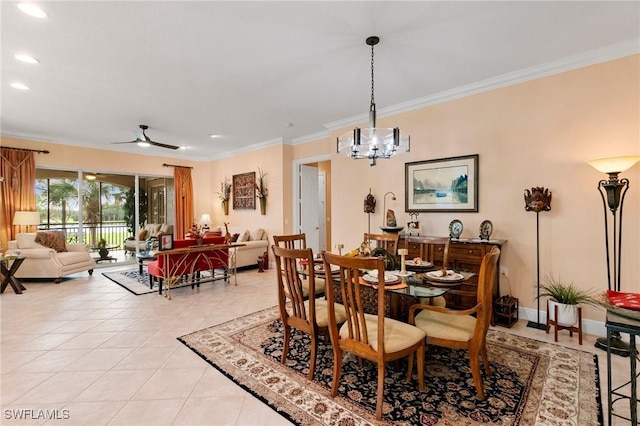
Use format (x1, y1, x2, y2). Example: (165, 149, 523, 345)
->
(272, 233, 324, 297)
(363, 232, 399, 255)
(272, 245, 346, 380)
(321, 251, 425, 420)
(408, 246, 500, 400)
(273, 233, 307, 250)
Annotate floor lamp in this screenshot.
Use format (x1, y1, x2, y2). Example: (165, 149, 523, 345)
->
(524, 187, 552, 330)
(587, 155, 640, 357)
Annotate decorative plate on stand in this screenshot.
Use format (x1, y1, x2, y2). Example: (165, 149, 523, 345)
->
(479, 220, 493, 240)
(449, 219, 463, 239)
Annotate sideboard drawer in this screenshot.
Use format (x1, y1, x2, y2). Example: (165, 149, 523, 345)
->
(449, 244, 485, 259)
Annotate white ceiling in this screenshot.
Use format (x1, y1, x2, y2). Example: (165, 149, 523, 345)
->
(2, 1, 639, 162)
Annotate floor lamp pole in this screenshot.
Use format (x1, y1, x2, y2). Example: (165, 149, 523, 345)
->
(527, 211, 546, 330)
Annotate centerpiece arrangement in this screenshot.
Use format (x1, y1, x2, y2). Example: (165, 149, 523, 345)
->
(218, 178, 231, 215)
(187, 222, 206, 246)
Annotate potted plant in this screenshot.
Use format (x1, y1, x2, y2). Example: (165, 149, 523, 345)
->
(537, 274, 598, 326)
(97, 239, 109, 259)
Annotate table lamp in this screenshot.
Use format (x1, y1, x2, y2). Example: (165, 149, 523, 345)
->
(12, 211, 41, 233)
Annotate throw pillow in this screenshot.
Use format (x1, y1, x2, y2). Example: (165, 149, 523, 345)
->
(237, 229, 251, 242)
(139, 229, 149, 240)
(35, 231, 68, 252)
(249, 228, 265, 241)
(231, 233, 240, 242)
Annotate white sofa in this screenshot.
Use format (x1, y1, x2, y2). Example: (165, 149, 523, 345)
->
(211, 226, 269, 269)
(8, 233, 95, 283)
(123, 223, 174, 253)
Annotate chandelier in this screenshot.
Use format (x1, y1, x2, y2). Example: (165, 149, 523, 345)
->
(337, 36, 410, 166)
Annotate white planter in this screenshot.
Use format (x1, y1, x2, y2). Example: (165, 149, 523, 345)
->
(548, 300, 579, 327)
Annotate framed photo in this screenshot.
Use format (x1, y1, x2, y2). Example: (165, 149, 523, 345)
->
(405, 154, 478, 212)
(159, 234, 174, 251)
(233, 172, 256, 209)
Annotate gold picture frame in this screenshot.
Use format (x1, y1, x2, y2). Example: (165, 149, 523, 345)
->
(233, 172, 256, 209)
(405, 154, 479, 212)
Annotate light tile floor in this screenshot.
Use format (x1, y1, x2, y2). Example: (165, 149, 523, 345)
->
(1, 267, 634, 425)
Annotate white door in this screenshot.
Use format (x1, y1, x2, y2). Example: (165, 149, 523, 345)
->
(318, 172, 326, 252)
(300, 164, 319, 253)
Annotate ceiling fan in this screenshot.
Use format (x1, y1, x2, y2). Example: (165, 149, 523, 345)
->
(112, 124, 181, 150)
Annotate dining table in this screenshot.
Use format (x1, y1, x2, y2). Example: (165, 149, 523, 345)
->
(306, 257, 475, 322)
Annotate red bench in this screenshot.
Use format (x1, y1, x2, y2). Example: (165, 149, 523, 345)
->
(147, 236, 229, 295)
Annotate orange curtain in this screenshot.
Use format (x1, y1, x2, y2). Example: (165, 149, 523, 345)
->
(174, 167, 194, 239)
(1, 148, 36, 249)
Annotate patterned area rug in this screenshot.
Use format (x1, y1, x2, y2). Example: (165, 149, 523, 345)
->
(102, 269, 223, 295)
(179, 306, 602, 426)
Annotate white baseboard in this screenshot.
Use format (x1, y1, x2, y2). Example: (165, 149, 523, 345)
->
(517, 306, 606, 338)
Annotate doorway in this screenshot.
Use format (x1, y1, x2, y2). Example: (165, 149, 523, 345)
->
(292, 155, 331, 254)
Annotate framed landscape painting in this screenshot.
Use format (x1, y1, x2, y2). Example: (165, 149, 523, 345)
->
(405, 154, 478, 212)
(233, 172, 256, 209)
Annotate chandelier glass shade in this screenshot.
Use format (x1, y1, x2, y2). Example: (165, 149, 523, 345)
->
(337, 36, 410, 166)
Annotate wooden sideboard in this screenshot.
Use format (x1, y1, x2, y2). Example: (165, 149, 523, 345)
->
(398, 235, 506, 311)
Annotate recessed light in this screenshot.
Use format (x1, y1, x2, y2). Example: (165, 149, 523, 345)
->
(15, 54, 40, 64)
(17, 3, 47, 18)
(10, 82, 29, 90)
(137, 141, 151, 147)
(209, 134, 221, 138)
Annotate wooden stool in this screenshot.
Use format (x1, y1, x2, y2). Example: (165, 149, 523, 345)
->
(546, 300, 583, 345)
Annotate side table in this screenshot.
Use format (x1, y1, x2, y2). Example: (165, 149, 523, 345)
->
(1, 256, 27, 294)
(606, 311, 640, 425)
(136, 251, 157, 275)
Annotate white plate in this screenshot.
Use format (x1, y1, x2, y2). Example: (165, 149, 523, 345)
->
(405, 259, 433, 268)
(314, 264, 339, 273)
(424, 270, 465, 283)
(363, 273, 399, 284)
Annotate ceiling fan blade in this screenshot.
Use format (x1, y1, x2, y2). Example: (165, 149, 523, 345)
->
(149, 140, 180, 150)
(112, 140, 138, 144)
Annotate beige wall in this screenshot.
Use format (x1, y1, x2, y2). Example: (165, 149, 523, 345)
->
(4, 55, 638, 323)
(208, 144, 285, 243)
(323, 55, 639, 321)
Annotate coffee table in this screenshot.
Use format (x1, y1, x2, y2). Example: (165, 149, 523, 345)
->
(136, 251, 157, 274)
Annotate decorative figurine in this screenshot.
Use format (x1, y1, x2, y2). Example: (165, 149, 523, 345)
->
(407, 212, 420, 236)
(364, 189, 376, 213)
(386, 209, 397, 227)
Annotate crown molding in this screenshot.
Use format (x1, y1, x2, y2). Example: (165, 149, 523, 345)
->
(324, 39, 640, 132)
(290, 130, 331, 145)
(207, 137, 285, 161)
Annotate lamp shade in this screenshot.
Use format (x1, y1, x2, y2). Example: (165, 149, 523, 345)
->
(587, 155, 640, 174)
(13, 211, 41, 226)
(199, 213, 211, 226)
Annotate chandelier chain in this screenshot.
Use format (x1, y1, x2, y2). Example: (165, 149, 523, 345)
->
(370, 42, 375, 106)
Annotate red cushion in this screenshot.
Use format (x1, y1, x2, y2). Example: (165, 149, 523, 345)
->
(607, 290, 640, 311)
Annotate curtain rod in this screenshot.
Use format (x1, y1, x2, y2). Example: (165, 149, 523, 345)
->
(162, 163, 193, 169)
(2, 146, 50, 154)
